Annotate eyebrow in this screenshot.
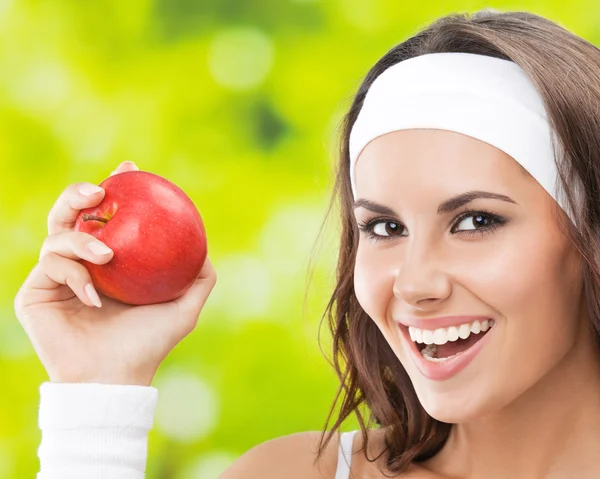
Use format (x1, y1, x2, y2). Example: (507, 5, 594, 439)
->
(352, 190, 518, 216)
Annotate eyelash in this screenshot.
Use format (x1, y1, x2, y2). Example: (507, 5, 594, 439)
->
(356, 209, 507, 243)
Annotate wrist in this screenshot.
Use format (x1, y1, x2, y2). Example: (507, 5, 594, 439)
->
(49, 371, 155, 387)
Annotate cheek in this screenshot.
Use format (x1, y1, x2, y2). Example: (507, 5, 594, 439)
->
(354, 245, 393, 323)
(456, 226, 583, 397)
(462, 227, 580, 326)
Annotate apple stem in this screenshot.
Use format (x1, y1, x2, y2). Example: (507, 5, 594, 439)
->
(82, 214, 108, 223)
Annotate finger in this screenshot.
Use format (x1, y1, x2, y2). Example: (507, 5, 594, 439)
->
(22, 254, 101, 308)
(47, 183, 105, 236)
(110, 161, 139, 176)
(173, 256, 217, 329)
(40, 231, 114, 264)
(18, 230, 114, 311)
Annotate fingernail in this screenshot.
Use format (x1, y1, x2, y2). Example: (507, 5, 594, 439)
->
(79, 184, 103, 196)
(88, 242, 113, 256)
(85, 283, 102, 308)
(123, 161, 138, 169)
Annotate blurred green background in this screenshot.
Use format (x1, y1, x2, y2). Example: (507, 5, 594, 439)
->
(0, 1, 597, 478)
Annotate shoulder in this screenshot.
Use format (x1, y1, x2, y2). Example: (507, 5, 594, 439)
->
(218, 428, 441, 479)
(219, 430, 340, 479)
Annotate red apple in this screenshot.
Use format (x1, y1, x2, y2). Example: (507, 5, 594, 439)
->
(74, 170, 208, 305)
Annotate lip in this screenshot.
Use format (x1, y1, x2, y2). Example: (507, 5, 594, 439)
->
(396, 315, 493, 330)
(398, 321, 497, 381)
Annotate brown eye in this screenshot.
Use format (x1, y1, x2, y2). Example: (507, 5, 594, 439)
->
(372, 221, 400, 237)
(455, 213, 493, 231)
(357, 218, 405, 242)
(451, 210, 506, 237)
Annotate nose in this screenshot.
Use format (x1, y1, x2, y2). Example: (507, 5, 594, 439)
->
(392, 241, 452, 310)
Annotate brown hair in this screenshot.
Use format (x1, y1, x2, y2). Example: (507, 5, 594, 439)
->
(307, 8, 600, 476)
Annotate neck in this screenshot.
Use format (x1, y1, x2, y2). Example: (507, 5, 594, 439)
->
(428, 322, 600, 479)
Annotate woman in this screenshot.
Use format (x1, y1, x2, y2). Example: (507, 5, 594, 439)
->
(15, 9, 600, 478)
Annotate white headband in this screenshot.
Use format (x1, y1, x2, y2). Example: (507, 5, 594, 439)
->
(349, 52, 577, 224)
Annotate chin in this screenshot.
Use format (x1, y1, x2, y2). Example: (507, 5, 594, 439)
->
(414, 386, 496, 423)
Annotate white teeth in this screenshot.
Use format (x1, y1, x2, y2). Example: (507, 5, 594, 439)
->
(421, 343, 460, 362)
(433, 328, 447, 345)
(458, 323, 471, 339)
(420, 344, 438, 360)
(446, 326, 459, 342)
(424, 355, 451, 362)
(422, 344, 436, 355)
(408, 319, 495, 345)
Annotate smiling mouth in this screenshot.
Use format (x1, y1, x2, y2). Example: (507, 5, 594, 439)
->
(410, 319, 495, 362)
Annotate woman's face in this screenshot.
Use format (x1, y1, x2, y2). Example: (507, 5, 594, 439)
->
(353, 128, 586, 422)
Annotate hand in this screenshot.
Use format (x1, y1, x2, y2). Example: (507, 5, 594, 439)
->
(14, 162, 217, 386)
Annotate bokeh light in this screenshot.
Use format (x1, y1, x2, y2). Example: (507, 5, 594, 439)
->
(154, 370, 219, 442)
(208, 27, 274, 90)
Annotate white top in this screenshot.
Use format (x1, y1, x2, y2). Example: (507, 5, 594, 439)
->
(36, 382, 357, 479)
(335, 430, 357, 479)
(37, 382, 158, 479)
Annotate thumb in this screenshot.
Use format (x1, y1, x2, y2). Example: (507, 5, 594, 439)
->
(110, 161, 139, 176)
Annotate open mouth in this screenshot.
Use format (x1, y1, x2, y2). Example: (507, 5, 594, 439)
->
(410, 319, 495, 362)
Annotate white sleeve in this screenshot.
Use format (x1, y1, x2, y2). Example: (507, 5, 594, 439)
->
(37, 381, 158, 479)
